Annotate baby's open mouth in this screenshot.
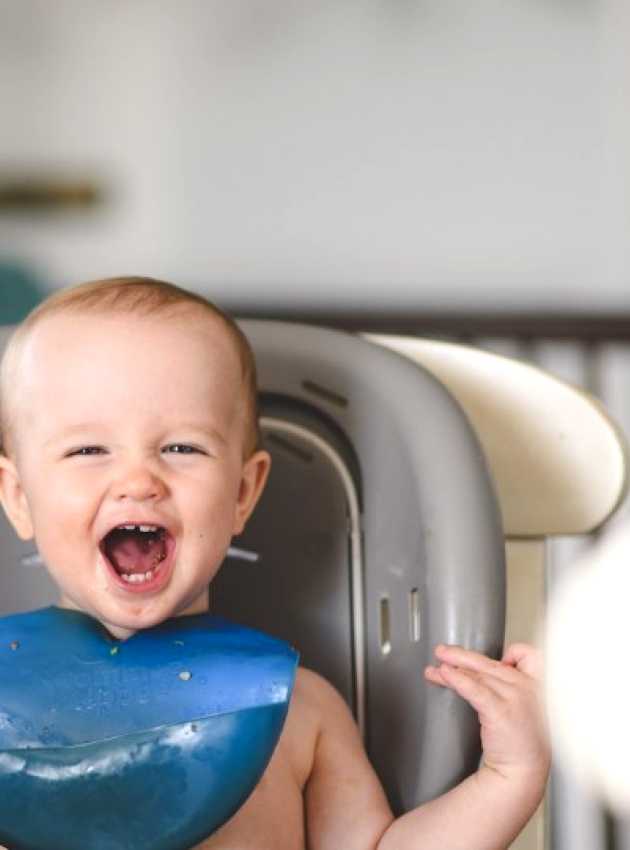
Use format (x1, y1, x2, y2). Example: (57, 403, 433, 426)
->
(100, 524, 174, 587)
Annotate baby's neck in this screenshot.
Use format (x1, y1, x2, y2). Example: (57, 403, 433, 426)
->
(56, 592, 211, 641)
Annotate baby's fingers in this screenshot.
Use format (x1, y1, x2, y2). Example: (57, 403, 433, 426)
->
(431, 663, 506, 715)
(424, 660, 506, 695)
(424, 664, 449, 687)
(434, 644, 519, 684)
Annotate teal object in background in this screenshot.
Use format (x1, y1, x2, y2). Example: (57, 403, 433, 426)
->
(0, 262, 45, 323)
(0, 607, 298, 850)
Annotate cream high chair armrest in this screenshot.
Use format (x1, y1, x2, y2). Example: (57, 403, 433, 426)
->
(367, 334, 629, 850)
(366, 335, 628, 538)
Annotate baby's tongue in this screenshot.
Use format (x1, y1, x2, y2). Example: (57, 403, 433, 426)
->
(107, 531, 163, 575)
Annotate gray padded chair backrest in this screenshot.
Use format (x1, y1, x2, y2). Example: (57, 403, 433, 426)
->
(0, 320, 505, 814)
(215, 321, 505, 812)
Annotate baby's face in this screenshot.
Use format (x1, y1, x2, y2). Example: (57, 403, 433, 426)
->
(0, 309, 269, 638)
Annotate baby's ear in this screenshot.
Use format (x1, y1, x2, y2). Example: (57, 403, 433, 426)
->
(232, 450, 271, 535)
(0, 456, 34, 540)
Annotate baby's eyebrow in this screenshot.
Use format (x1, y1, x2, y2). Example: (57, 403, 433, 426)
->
(43, 422, 108, 447)
(43, 422, 228, 447)
(169, 423, 228, 446)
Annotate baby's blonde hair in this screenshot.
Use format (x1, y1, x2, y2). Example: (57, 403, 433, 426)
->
(0, 276, 261, 457)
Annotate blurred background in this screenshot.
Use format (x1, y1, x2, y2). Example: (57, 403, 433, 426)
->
(1, 1, 629, 848)
(1, 0, 629, 318)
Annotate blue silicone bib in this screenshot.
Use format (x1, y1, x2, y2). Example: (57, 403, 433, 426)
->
(0, 606, 298, 850)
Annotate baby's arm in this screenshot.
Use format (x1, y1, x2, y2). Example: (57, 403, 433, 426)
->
(377, 643, 550, 850)
(304, 643, 550, 850)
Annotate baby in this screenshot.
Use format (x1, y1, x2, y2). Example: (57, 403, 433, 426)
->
(0, 277, 550, 850)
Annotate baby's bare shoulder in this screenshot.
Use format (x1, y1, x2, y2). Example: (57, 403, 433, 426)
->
(292, 668, 394, 850)
(281, 666, 351, 784)
(291, 665, 350, 718)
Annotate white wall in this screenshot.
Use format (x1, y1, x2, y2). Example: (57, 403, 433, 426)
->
(1, 0, 628, 311)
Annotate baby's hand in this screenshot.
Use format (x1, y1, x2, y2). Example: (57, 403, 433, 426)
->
(425, 643, 550, 782)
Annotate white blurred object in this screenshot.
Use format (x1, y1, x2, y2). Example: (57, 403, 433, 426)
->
(546, 522, 630, 814)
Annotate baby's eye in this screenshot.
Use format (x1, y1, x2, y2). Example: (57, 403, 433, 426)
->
(162, 444, 206, 455)
(66, 446, 106, 457)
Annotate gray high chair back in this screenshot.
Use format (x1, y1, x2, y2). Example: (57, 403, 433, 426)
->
(0, 321, 625, 850)
(215, 321, 505, 811)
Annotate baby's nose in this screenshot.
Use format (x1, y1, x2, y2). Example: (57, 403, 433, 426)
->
(111, 463, 168, 502)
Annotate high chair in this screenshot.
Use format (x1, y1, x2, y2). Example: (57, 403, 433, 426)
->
(219, 322, 628, 850)
(0, 321, 625, 850)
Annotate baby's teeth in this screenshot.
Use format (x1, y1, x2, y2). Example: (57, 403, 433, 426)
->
(122, 570, 154, 584)
(116, 524, 158, 532)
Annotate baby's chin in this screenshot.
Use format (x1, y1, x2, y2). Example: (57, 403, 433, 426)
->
(57, 589, 210, 641)
(55, 595, 143, 640)
(100, 619, 138, 641)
